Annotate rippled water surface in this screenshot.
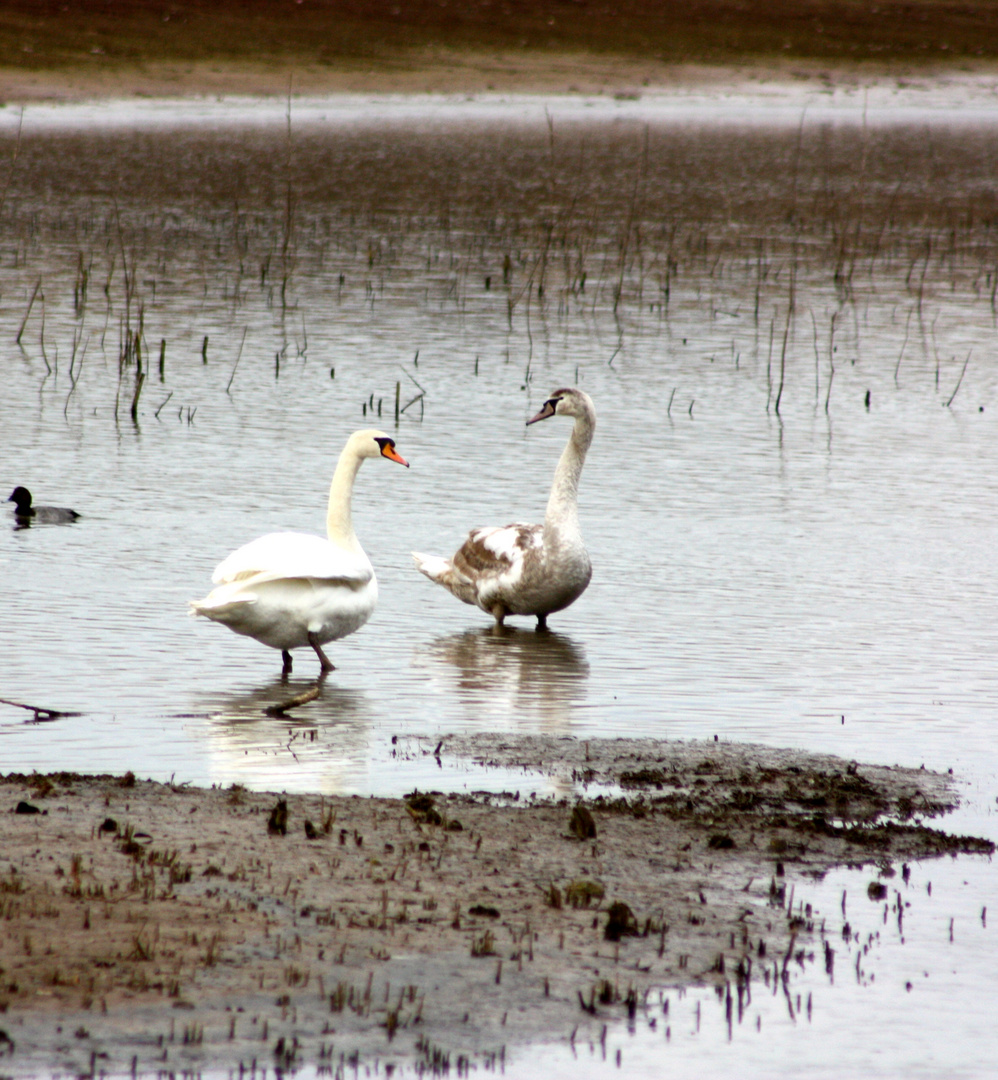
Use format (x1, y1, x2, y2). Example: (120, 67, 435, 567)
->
(2, 94, 997, 1076)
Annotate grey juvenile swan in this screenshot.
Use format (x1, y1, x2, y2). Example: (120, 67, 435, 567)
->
(413, 387, 595, 629)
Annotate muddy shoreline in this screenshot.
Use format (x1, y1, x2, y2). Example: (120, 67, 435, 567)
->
(2, 0, 998, 108)
(0, 52, 995, 106)
(0, 737, 990, 1076)
(0, 55, 783, 104)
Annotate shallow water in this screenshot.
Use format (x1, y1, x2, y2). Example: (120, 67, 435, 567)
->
(1, 93, 997, 1076)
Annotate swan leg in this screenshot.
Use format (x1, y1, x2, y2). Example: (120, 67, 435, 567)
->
(282, 650, 293, 676)
(308, 632, 335, 672)
(536, 613, 548, 631)
(490, 604, 507, 628)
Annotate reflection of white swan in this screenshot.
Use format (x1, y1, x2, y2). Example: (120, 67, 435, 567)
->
(186, 677, 373, 794)
(413, 388, 595, 628)
(415, 626, 589, 732)
(191, 430, 408, 675)
(197, 677, 367, 726)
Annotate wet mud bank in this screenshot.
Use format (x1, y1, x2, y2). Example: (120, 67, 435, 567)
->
(0, 737, 991, 1076)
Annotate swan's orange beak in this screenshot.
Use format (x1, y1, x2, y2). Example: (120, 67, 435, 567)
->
(527, 398, 558, 425)
(381, 442, 409, 467)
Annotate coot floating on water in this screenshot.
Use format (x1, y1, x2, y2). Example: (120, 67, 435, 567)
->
(7, 486, 80, 524)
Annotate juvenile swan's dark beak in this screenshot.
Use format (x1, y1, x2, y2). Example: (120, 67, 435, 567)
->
(526, 398, 559, 425)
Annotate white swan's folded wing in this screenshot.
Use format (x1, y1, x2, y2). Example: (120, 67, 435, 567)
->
(211, 532, 373, 587)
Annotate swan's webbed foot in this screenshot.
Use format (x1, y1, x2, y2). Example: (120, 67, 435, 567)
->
(281, 650, 293, 676)
(308, 632, 335, 672)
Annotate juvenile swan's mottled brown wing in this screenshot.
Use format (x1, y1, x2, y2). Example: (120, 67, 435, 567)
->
(452, 523, 542, 606)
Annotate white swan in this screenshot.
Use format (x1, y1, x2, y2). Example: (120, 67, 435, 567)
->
(191, 429, 409, 674)
(413, 387, 595, 629)
(8, 486, 80, 524)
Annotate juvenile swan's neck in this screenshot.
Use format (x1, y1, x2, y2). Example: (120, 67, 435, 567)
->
(325, 442, 365, 550)
(544, 405, 595, 539)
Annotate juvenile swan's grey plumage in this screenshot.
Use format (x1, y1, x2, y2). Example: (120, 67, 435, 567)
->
(413, 387, 595, 629)
(7, 487, 80, 524)
(191, 429, 409, 675)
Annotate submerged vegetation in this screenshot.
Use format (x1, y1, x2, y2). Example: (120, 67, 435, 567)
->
(3, 117, 998, 426)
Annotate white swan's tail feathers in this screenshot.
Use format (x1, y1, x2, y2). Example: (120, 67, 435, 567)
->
(190, 584, 258, 619)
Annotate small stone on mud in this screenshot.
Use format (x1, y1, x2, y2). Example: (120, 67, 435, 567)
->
(605, 901, 639, 941)
(569, 804, 596, 839)
(565, 879, 605, 908)
(405, 792, 443, 825)
(267, 799, 288, 836)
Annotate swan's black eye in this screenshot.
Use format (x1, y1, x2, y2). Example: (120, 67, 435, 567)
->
(374, 437, 394, 452)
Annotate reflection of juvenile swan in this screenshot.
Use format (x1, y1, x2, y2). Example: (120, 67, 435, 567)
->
(191, 430, 409, 676)
(418, 627, 589, 728)
(413, 388, 595, 629)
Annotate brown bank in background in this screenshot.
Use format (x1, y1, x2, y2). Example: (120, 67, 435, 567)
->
(2, 0, 998, 102)
(0, 735, 991, 1075)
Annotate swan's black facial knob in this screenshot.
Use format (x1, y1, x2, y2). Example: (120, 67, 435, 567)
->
(374, 436, 409, 467)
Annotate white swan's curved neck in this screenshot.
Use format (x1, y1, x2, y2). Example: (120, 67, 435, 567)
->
(544, 409, 594, 537)
(326, 447, 364, 550)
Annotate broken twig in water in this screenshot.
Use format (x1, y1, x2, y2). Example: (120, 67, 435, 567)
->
(0, 697, 81, 722)
(130, 371, 145, 423)
(264, 686, 320, 717)
(16, 276, 41, 345)
(400, 365, 425, 395)
(894, 307, 913, 386)
(398, 366, 426, 416)
(226, 327, 249, 395)
(944, 350, 972, 408)
(400, 392, 424, 417)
